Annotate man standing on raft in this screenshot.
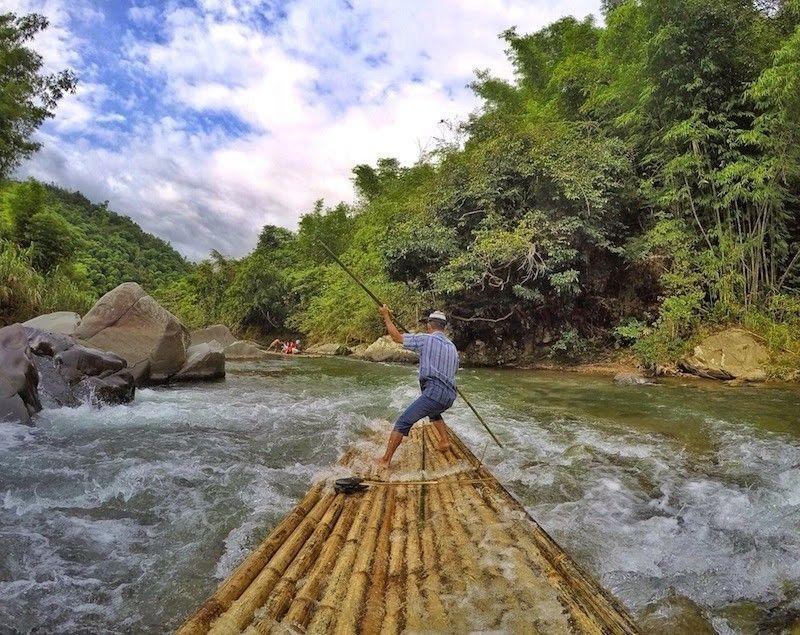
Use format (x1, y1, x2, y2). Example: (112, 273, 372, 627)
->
(376, 305, 459, 468)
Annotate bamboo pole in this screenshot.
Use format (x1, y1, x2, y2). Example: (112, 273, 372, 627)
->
(333, 486, 389, 634)
(176, 484, 324, 635)
(304, 487, 381, 633)
(403, 482, 426, 632)
(252, 495, 348, 627)
(419, 434, 448, 630)
(207, 492, 336, 634)
(281, 494, 363, 630)
(360, 487, 395, 633)
(379, 485, 407, 634)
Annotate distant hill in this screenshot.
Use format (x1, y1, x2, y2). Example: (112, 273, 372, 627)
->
(40, 183, 190, 294)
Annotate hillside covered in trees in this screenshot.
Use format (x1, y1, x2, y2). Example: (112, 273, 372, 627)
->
(2, 1, 800, 376)
(0, 179, 189, 323)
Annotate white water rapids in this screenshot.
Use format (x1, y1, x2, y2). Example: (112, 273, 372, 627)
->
(1, 356, 798, 633)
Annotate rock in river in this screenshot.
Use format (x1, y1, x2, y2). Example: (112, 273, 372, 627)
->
(638, 592, 715, 634)
(175, 342, 225, 381)
(359, 335, 418, 363)
(679, 328, 769, 381)
(74, 282, 190, 383)
(23, 327, 135, 409)
(190, 324, 236, 348)
(305, 343, 352, 356)
(613, 372, 653, 386)
(224, 340, 269, 360)
(0, 324, 41, 425)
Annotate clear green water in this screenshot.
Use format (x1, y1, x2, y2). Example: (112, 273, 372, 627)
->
(1, 356, 798, 633)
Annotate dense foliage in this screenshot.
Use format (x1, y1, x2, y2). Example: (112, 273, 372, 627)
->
(0, 179, 189, 324)
(161, 0, 799, 370)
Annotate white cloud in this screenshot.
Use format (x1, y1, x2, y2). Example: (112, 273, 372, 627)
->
(14, 0, 603, 260)
(127, 5, 158, 24)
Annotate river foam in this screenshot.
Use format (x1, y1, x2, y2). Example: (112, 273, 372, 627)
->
(1, 357, 798, 633)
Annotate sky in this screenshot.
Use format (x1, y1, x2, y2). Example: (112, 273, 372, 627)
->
(9, 0, 602, 260)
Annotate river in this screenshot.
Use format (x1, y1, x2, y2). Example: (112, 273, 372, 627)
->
(1, 356, 798, 633)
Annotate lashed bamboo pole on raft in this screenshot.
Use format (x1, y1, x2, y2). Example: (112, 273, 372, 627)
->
(176, 484, 324, 635)
(178, 424, 639, 635)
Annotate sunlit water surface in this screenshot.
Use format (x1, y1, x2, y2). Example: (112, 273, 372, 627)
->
(1, 357, 798, 633)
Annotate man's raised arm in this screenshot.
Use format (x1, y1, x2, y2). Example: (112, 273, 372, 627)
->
(379, 305, 404, 344)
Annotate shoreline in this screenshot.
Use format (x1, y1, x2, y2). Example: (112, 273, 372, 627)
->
(295, 343, 800, 386)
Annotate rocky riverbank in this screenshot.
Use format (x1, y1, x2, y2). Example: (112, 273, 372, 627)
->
(2, 283, 247, 425)
(304, 326, 797, 386)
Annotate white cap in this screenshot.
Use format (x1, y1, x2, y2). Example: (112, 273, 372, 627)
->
(427, 310, 447, 323)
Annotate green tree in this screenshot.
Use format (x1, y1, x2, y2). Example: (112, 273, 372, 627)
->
(0, 13, 77, 178)
(22, 209, 79, 271)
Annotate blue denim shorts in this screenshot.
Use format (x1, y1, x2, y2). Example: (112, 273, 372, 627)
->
(393, 393, 453, 436)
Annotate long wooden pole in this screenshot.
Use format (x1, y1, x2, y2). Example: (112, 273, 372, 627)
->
(316, 239, 504, 448)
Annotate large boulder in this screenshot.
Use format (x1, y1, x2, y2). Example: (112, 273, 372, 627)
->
(23, 311, 81, 336)
(24, 328, 74, 356)
(461, 339, 520, 367)
(175, 342, 225, 381)
(74, 282, 190, 383)
(679, 328, 769, 381)
(305, 343, 352, 356)
(55, 346, 126, 382)
(359, 335, 418, 363)
(0, 324, 41, 425)
(190, 324, 236, 348)
(224, 340, 269, 360)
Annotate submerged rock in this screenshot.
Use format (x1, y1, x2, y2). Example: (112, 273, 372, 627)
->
(638, 593, 715, 634)
(23, 311, 81, 336)
(190, 324, 236, 348)
(175, 342, 225, 381)
(679, 328, 769, 381)
(359, 335, 418, 363)
(0, 324, 41, 425)
(613, 372, 653, 386)
(305, 343, 352, 356)
(79, 370, 136, 405)
(75, 282, 190, 383)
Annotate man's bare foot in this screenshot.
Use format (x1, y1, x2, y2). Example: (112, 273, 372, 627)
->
(375, 457, 391, 470)
(437, 442, 452, 453)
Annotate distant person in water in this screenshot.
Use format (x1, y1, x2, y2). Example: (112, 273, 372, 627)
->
(376, 305, 459, 469)
(267, 339, 301, 354)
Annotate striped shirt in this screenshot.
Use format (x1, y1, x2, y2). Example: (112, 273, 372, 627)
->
(402, 331, 459, 405)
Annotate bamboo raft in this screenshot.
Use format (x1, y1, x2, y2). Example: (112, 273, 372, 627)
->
(178, 424, 638, 634)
